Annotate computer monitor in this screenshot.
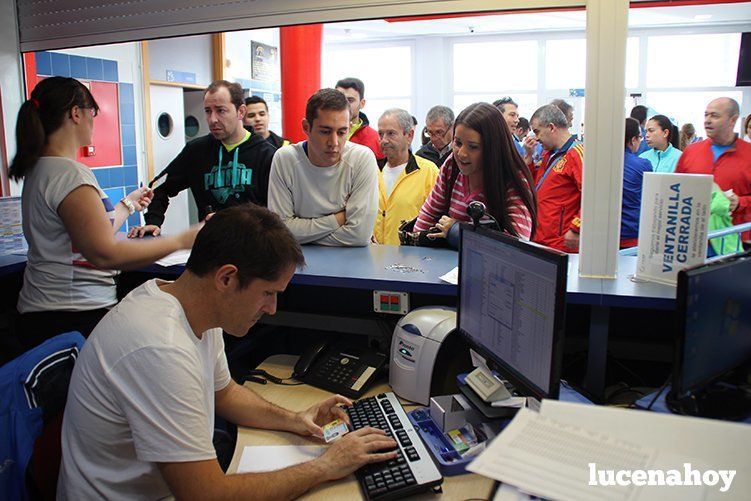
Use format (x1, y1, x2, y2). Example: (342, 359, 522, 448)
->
(668, 251, 751, 419)
(457, 225, 568, 401)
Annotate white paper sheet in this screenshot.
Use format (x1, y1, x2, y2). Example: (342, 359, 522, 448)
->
(155, 249, 191, 267)
(237, 445, 325, 473)
(467, 407, 707, 501)
(538, 400, 751, 499)
(439, 266, 459, 284)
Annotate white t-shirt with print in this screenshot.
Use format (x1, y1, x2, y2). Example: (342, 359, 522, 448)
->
(58, 279, 232, 500)
(18, 156, 118, 313)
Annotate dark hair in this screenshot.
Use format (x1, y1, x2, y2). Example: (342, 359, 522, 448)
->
(492, 96, 517, 114)
(449, 102, 537, 238)
(186, 204, 305, 288)
(648, 114, 680, 149)
(245, 95, 268, 110)
(625, 117, 641, 147)
(305, 88, 349, 125)
(517, 117, 530, 134)
(205, 80, 245, 110)
(630, 105, 648, 124)
(335, 77, 365, 100)
(679, 123, 696, 151)
(9, 77, 99, 181)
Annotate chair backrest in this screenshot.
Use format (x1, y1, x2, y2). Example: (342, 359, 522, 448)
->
(0, 331, 85, 501)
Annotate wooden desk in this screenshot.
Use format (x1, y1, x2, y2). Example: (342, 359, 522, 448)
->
(228, 355, 494, 500)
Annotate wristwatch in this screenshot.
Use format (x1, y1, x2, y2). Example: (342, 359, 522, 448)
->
(120, 197, 136, 215)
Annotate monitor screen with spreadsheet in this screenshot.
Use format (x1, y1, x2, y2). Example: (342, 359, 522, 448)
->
(457, 226, 568, 399)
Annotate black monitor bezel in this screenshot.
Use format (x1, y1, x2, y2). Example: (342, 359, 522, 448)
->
(456, 224, 568, 400)
(673, 250, 751, 399)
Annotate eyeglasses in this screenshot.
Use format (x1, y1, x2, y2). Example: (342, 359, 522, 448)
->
(425, 128, 449, 138)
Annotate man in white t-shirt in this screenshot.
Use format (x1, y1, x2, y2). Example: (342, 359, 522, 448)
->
(58, 205, 397, 500)
(267, 88, 379, 246)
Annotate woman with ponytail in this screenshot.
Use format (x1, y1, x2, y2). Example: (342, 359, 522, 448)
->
(639, 114, 682, 173)
(11, 77, 201, 349)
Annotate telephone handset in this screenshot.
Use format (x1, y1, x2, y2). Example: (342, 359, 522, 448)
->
(293, 340, 329, 379)
(292, 340, 387, 399)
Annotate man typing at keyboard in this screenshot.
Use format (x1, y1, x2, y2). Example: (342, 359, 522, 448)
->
(58, 204, 397, 500)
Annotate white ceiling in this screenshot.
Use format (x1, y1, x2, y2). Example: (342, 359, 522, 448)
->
(324, 3, 751, 41)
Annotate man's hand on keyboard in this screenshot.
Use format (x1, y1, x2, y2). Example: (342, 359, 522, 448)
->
(295, 394, 353, 438)
(315, 427, 398, 481)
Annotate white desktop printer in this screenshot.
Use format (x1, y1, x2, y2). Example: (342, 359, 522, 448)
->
(390, 306, 469, 405)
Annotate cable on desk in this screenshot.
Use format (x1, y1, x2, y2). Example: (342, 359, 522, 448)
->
(242, 369, 304, 386)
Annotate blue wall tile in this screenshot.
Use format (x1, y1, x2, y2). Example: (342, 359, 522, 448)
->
(104, 187, 124, 204)
(120, 102, 135, 125)
(125, 185, 138, 196)
(123, 166, 138, 186)
(109, 167, 124, 187)
(35, 52, 51, 75)
(122, 146, 137, 166)
(86, 58, 103, 81)
(69, 55, 87, 79)
(93, 168, 110, 189)
(121, 124, 136, 146)
(102, 60, 118, 82)
(50, 52, 70, 77)
(119, 83, 134, 103)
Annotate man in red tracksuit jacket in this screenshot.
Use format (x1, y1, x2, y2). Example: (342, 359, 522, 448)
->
(524, 104, 584, 252)
(676, 97, 751, 243)
(336, 77, 384, 160)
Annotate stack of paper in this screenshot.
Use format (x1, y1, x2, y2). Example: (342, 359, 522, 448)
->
(155, 249, 191, 267)
(439, 266, 459, 284)
(468, 401, 750, 500)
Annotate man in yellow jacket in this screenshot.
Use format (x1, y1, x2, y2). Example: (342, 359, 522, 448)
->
(374, 109, 439, 245)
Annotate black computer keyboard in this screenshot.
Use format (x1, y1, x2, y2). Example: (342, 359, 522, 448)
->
(345, 392, 443, 500)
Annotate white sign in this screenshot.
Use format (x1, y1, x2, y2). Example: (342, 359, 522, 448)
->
(635, 173, 712, 285)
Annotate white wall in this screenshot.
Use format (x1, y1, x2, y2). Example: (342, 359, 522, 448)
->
(225, 28, 283, 134)
(225, 28, 280, 82)
(149, 35, 213, 86)
(1, 1, 25, 196)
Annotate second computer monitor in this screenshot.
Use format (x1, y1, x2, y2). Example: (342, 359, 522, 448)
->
(457, 226, 568, 400)
(669, 251, 751, 418)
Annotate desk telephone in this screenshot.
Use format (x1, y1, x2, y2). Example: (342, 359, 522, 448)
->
(293, 340, 387, 399)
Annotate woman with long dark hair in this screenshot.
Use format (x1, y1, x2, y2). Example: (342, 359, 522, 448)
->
(414, 102, 536, 244)
(10, 77, 200, 349)
(639, 114, 682, 173)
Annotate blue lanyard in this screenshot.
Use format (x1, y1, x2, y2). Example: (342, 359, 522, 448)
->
(218, 147, 240, 188)
(535, 136, 576, 192)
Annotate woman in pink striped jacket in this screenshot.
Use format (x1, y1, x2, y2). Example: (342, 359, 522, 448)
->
(414, 102, 537, 246)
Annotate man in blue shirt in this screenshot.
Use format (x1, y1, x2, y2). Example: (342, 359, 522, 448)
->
(493, 97, 526, 158)
(621, 118, 653, 249)
(630, 105, 650, 155)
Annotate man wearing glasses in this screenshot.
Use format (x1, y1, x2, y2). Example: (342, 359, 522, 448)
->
(416, 106, 455, 168)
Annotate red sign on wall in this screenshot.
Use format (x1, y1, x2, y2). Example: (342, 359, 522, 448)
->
(77, 81, 122, 168)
